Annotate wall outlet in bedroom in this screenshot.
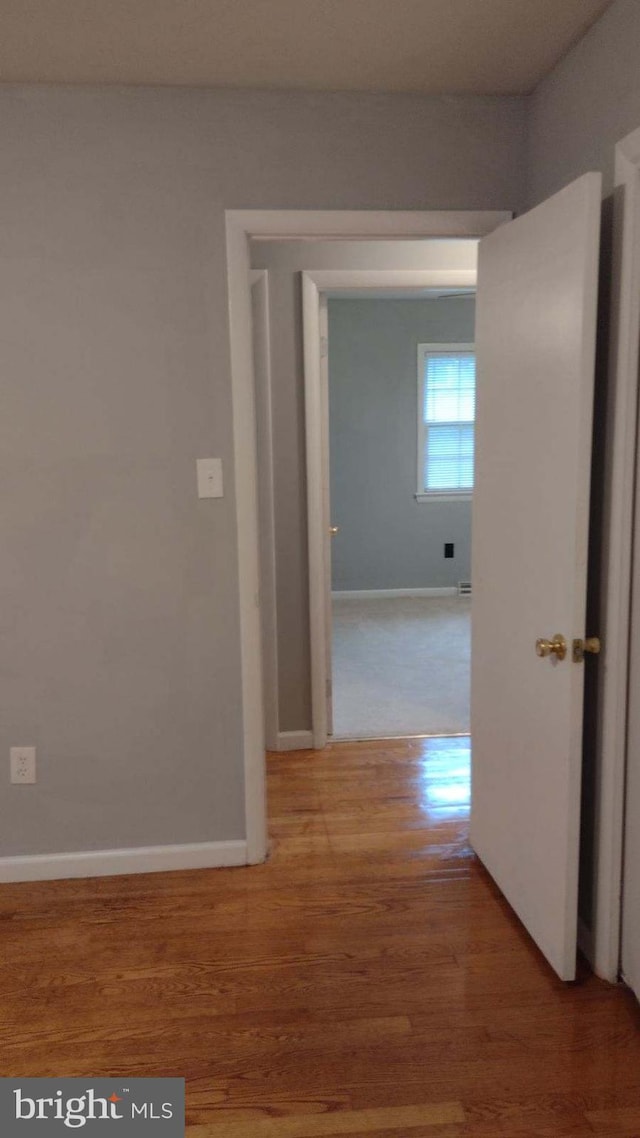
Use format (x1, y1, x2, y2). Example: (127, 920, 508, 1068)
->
(10, 746, 36, 784)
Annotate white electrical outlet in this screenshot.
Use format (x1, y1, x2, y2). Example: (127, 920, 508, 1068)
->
(10, 746, 36, 784)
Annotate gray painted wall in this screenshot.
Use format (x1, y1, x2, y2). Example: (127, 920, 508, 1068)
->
(0, 0, 633, 870)
(250, 239, 479, 734)
(328, 297, 475, 592)
(527, 0, 640, 206)
(0, 87, 525, 856)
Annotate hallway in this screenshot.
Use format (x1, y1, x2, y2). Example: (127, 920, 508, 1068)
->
(1, 737, 639, 1135)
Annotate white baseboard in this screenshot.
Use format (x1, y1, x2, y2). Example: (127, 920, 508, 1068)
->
(0, 839, 248, 883)
(332, 587, 458, 600)
(277, 730, 314, 751)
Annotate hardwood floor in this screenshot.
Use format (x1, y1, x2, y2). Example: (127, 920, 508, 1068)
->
(1, 736, 640, 1136)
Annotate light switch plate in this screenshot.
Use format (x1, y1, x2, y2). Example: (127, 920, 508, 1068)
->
(197, 458, 223, 499)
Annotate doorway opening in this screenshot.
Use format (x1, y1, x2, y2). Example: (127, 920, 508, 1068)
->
(326, 289, 475, 741)
(226, 190, 637, 987)
(247, 235, 482, 749)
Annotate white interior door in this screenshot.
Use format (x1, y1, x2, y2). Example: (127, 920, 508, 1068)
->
(470, 172, 602, 982)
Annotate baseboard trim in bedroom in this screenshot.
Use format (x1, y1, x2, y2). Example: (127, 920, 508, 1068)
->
(0, 839, 248, 882)
(276, 731, 314, 751)
(330, 731, 471, 743)
(332, 587, 458, 600)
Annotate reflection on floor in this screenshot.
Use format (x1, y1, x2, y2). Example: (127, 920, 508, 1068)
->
(266, 734, 640, 1135)
(2, 734, 640, 1136)
(332, 595, 470, 739)
(417, 733, 471, 816)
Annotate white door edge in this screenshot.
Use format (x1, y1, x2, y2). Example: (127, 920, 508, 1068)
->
(319, 295, 333, 738)
(225, 209, 510, 862)
(302, 271, 329, 748)
(599, 126, 640, 982)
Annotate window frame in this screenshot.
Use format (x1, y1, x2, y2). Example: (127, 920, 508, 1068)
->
(416, 341, 476, 503)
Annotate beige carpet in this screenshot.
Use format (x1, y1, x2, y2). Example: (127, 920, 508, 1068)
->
(331, 595, 470, 740)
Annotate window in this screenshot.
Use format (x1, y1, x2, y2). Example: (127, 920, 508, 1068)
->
(417, 343, 476, 499)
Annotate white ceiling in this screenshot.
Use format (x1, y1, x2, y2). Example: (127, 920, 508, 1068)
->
(0, 0, 614, 94)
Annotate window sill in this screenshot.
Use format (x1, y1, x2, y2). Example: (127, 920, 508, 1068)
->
(415, 492, 473, 504)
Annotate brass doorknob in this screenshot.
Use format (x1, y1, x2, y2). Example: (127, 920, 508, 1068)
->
(572, 637, 601, 663)
(535, 634, 567, 661)
(329, 526, 339, 536)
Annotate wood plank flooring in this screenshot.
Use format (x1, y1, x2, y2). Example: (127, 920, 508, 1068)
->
(1, 735, 640, 1136)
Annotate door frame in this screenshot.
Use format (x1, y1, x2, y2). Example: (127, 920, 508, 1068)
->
(226, 197, 640, 981)
(250, 269, 279, 752)
(225, 208, 510, 863)
(302, 267, 478, 748)
(592, 126, 640, 981)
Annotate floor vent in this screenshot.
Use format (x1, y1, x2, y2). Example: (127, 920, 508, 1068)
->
(458, 581, 472, 596)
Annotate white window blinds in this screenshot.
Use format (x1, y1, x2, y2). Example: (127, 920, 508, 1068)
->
(419, 348, 476, 494)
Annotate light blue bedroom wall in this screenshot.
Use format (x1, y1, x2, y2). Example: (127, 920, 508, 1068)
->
(328, 297, 475, 592)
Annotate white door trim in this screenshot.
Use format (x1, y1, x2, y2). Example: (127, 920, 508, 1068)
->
(225, 209, 510, 862)
(302, 266, 478, 748)
(225, 219, 267, 864)
(250, 269, 279, 752)
(232, 210, 512, 241)
(592, 127, 640, 981)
